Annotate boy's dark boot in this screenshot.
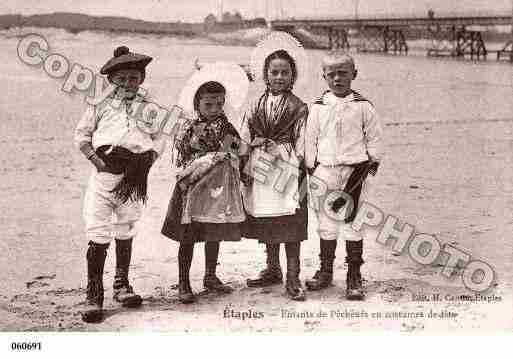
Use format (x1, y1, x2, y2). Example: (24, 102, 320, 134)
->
(285, 242, 306, 301)
(246, 243, 283, 287)
(178, 243, 195, 304)
(113, 238, 142, 308)
(305, 239, 336, 291)
(81, 241, 109, 323)
(203, 242, 233, 294)
(345, 240, 365, 300)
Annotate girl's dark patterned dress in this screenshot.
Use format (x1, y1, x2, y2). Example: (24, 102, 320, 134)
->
(161, 114, 243, 243)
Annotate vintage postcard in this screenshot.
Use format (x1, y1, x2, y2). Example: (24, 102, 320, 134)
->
(0, 0, 512, 352)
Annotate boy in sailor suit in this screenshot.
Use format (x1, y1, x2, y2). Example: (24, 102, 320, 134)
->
(304, 51, 382, 300)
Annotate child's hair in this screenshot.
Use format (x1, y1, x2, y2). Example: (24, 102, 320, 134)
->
(263, 49, 297, 89)
(322, 50, 356, 72)
(193, 81, 226, 111)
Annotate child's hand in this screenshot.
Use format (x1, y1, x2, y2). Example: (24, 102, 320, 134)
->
(368, 155, 380, 164)
(250, 137, 267, 148)
(265, 140, 282, 159)
(151, 151, 159, 164)
(240, 172, 253, 186)
(90, 154, 108, 173)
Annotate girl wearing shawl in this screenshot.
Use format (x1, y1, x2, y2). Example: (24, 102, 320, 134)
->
(161, 64, 248, 304)
(241, 42, 309, 301)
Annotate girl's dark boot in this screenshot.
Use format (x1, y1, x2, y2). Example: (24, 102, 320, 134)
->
(285, 242, 306, 301)
(246, 243, 282, 287)
(203, 242, 233, 293)
(178, 243, 195, 304)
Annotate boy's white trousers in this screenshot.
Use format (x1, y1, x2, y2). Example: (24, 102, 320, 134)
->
(83, 170, 142, 244)
(311, 164, 368, 242)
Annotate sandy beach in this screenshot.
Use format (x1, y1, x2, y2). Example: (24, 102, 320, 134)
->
(1, 27, 512, 332)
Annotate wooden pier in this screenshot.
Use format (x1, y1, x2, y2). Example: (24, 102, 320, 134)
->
(271, 15, 513, 62)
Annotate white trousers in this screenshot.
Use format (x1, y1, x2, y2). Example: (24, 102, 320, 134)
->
(311, 164, 367, 242)
(83, 170, 142, 244)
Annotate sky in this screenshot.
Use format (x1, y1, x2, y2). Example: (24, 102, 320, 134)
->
(1, 0, 512, 22)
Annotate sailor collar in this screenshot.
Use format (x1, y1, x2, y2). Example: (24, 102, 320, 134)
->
(314, 90, 371, 106)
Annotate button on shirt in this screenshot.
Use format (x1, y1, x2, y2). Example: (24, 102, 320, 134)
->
(305, 92, 382, 168)
(74, 96, 166, 155)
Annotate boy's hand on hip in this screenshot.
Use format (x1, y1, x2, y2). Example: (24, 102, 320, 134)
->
(90, 154, 108, 173)
(368, 154, 380, 163)
(151, 151, 159, 164)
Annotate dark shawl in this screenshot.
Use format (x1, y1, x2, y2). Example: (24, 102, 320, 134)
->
(331, 160, 380, 222)
(96, 145, 155, 204)
(244, 91, 308, 153)
(175, 114, 241, 169)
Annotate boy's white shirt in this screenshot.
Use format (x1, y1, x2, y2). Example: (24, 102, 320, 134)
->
(305, 91, 382, 168)
(74, 94, 167, 156)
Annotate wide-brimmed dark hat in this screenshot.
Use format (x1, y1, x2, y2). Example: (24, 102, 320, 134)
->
(100, 46, 152, 75)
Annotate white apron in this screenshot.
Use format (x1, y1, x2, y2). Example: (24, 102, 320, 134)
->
(243, 145, 300, 217)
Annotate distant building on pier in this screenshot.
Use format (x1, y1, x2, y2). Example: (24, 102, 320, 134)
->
(203, 12, 267, 32)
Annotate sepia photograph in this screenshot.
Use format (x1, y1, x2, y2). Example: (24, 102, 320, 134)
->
(0, 0, 512, 350)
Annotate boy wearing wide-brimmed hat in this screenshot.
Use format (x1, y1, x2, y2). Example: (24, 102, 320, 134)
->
(75, 46, 164, 322)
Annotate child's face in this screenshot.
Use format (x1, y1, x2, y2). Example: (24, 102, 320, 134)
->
(266, 58, 293, 94)
(323, 61, 356, 97)
(197, 92, 225, 121)
(110, 69, 143, 97)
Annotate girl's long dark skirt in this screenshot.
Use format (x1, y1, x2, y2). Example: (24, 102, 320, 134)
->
(161, 185, 241, 243)
(241, 163, 308, 244)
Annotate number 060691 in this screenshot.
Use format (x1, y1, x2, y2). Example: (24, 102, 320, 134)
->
(11, 342, 42, 350)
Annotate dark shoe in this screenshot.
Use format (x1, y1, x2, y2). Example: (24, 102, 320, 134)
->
(345, 273, 364, 300)
(81, 242, 109, 323)
(203, 242, 232, 293)
(178, 280, 195, 304)
(113, 238, 142, 308)
(305, 239, 336, 291)
(82, 281, 104, 323)
(305, 270, 333, 291)
(286, 276, 306, 301)
(345, 240, 365, 301)
(113, 284, 142, 308)
(247, 269, 283, 287)
(203, 275, 234, 294)
(81, 307, 103, 323)
(247, 243, 282, 287)
(178, 243, 195, 303)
